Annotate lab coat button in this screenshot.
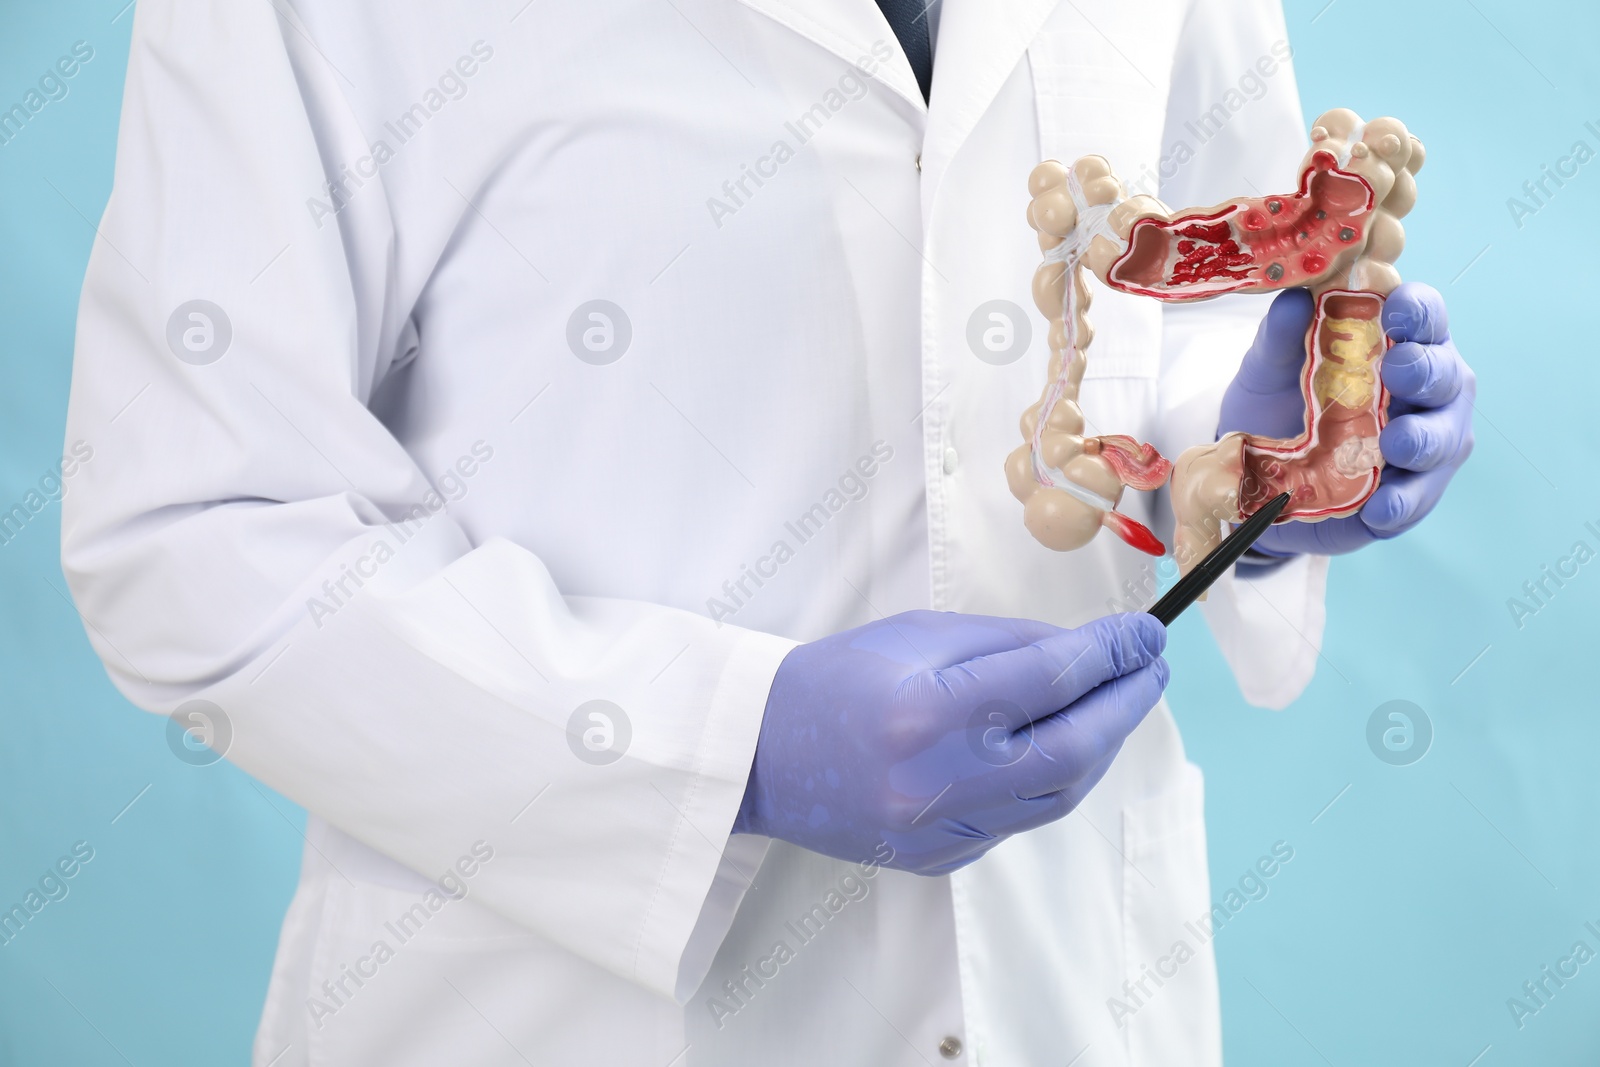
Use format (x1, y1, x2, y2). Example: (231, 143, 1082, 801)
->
(942, 447, 959, 474)
(938, 1036, 963, 1059)
(915, 153, 922, 172)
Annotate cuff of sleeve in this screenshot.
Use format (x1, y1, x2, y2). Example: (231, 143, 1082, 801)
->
(1197, 553, 1329, 710)
(635, 625, 798, 1002)
(674, 833, 773, 1002)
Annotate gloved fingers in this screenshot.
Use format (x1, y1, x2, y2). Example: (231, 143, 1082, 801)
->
(917, 851, 993, 877)
(876, 837, 980, 877)
(864, 607, 1075, 668)
(1231, 288, 1315, 398)
(1359, 463, 1458, 535)
(934, 613, 1069, 654)
(984, 745, 1123, 834)
(1379, 339, 1471, 409)
(1217, 290, 1315, 440)
(1250, 514, 1372, 558)
(920, 815, 996, 842)
(930, 762, 1104, 841)
(935, 613, 1166, 727)
(900, 804, 1097, 875)
(847, 610, 1063, 672)
(1255, 448, 1466, 552)
(1379, 392, 1474, 471)
(973, 791, 1072, 837)
(1380, 281, 1451, 346)
(1005, 659, 1167, 797)
(881, 822, 1004, 877)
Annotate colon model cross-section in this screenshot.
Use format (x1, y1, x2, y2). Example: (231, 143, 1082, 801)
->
(1006, 109, 1425, 574)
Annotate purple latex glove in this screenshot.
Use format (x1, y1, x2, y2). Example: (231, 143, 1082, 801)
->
(1217, 283, 1474, 560)
(733, 610, 1168, 876)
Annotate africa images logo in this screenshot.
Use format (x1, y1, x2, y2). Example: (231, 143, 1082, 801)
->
(1366, 700, 1432, 766)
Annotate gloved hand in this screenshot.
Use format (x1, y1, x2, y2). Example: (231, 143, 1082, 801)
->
(732, 610, 1169, 875)
(1217, 282, 1474, 560)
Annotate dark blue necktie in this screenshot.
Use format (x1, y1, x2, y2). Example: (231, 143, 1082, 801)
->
(875, 0, 932, 102)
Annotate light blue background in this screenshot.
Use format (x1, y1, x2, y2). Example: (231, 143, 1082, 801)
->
(1, 0, 1595, 1063)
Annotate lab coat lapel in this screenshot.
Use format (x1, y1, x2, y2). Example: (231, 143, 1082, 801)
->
(731, 0, 926, 109)
(729, 0, 1067, 212)
(919, 0, 1062, 221)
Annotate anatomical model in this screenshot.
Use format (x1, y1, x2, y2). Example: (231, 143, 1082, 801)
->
(1007, 108, 1423, 573)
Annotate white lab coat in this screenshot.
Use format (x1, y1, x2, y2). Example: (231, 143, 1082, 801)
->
(62, 0, 1327, 1063)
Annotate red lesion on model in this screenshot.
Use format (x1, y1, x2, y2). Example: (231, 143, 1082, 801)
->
(1107, 152, 1378, 299)
(1101, 509, 1166, 557)
(1170, 220, 1254, 286)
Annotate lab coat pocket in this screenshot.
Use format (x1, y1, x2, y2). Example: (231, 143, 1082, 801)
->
(1119, 763, 1221, 1067)
(302, 873, 546, 1067)
(294, 826, 687, 1067)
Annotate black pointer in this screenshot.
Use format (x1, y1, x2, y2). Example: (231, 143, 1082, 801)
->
(1148, 492, 1294, 626)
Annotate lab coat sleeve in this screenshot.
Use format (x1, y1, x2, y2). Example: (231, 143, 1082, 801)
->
(60, 0, 791, 1002)
(1152, 0, 1328, 709)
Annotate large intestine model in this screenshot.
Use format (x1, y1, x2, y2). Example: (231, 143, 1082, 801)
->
(1006, 109, 1424, 574)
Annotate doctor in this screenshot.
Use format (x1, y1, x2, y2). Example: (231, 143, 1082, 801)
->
(63, 0, 1471, 1064)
